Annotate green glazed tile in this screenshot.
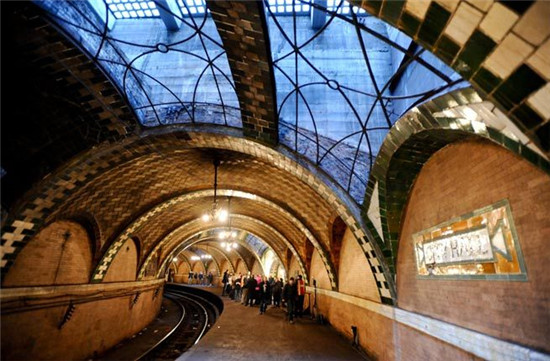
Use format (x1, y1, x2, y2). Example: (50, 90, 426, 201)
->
(381, 0, 404, 25)
(456, 30, 496, 78)
(418, 2, 450, 48)
(399, 11, 420, 36)
(472, 67, 502, 95)
(435, 35, 460, 64)
(512, 103, 544, 130)
(498, 0, 534, 15)
(535, 122, 549, 151)
(492, 65, 546, 110)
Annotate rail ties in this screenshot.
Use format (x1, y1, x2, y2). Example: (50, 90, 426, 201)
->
(136, 284, 222, 360)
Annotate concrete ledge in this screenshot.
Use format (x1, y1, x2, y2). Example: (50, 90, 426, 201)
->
(308, 287, 550, 361)
(1, 279, 165, 313)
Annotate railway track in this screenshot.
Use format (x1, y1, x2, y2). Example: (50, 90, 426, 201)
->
(135, 285, 222, 360)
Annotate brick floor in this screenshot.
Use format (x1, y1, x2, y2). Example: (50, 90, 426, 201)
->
(178, 287, 366, 361)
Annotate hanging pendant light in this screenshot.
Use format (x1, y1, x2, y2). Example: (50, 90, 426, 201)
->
(202, 159, 228, 222)
(218, 197, 238, 251)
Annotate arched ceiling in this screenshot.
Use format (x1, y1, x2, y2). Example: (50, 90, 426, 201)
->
(4, 0, 548, 310)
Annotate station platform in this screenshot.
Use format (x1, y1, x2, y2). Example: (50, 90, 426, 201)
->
(178, 287, 366, 361)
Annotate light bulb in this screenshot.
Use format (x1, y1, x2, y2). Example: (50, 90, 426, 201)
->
(231, 231, 237, 238)
(232, 242, 238, 248)
(173, 257, 178, 262)
(218, 209, 228, 222)
(202, 214, 210, 222)
(218, 231, 225, 239)
(221, 242, 226, 248)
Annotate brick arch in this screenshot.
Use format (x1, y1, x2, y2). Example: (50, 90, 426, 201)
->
(190, 245, 223, 277)
(138, 215, 308, 283)
(173, 253, 193, 276)
(1, 128, 391, 302)
(97, 190, 325, 285)
(2, 2, 138, 210)
(53, 212, 101, 264)
(353, 0, 549, 155)
(234, 257, 250, 274)
(3, 220, 94, 286)
(364, 88, 550, 279)
(182, 249, 209, 274)
(329, 215, 347, 275)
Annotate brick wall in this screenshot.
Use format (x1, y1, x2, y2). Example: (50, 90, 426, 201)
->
(338, 228, 380, 302)
(103, 238, 138, 282)
(288, 255, 300, 279)
(309, 249, 331, 290)
(235, 259, 248, 275)
(251, 259, 263, 276)
(1, 285, 163, 360)
(397, 138, 550, 351)
(3, 221, 92, 286)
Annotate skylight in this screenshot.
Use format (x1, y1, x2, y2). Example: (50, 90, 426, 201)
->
(266, 0, 466, 203)
(106, 0, 160, 19)
(37, 0, 240, 127)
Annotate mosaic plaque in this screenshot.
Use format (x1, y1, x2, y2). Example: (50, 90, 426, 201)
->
(413, 199, 527, 280)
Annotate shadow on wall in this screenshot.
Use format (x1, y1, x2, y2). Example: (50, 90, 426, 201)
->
(1, 220, 164, 360)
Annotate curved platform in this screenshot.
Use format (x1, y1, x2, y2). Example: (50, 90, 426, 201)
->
(178, 287, 366, 361)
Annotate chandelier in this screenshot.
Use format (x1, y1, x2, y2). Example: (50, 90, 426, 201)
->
(191, 254, 212, 261)
(202, 159, 228, 223)
(219, 197, 238, 252)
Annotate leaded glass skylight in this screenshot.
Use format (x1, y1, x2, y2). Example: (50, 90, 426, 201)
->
(36, 0, 240, 127)
(265, 0, 467, 203)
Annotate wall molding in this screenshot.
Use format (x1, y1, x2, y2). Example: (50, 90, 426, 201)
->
(308, 287, 550, 361)
(1, 279, 165, 314)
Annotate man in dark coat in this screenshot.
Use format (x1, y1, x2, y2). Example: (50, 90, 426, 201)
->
(259, 276, 271, 314)
(272, 278, 283, 307)
(221, 270, 229, 296)
(245, 275, 257, 306)
(282, 277, 298, 323)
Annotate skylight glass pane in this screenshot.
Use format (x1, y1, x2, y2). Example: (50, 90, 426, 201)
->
(36, 0, 241, 128)
(266, 0, 467, 203)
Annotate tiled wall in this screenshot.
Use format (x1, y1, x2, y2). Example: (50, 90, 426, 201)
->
(364, 87, 550, 278)
(351, 0, 549, 155)
(2, 129, 393, 303)
(1, 280, 164, 360)
(397, 139, 550, 352)
(207, 0, 279, 145)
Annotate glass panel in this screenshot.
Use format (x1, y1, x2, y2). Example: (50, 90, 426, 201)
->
(36, 0, 240, 127)
(266, 0, 467, 203)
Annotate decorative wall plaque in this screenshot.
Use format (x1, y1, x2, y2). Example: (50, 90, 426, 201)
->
(413, 199, 527, 280)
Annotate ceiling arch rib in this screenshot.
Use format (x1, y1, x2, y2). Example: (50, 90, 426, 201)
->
(173, 253, 192, 274)
(187, 244, 226, 276)
(98, 189, 326, 285)
(139, 216, 305, 281)
(180, 249, 207, 274)
(144, 220, 301, 282)
(2, 129, 391, 302)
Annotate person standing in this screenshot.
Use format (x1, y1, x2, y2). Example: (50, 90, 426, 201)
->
(283, 277, 298, 324)
(259, 276, 271, 315)
(241, 274, 249, 304)
(221, 270, 229, 296)
(234, 273, 242, 301)
(296, 275, 306, 317)
(272, 278, 283, 307)
(245, 274, 257, 306)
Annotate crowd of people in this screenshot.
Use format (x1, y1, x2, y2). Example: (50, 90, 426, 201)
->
(220, 270, 307, 324)
(186, 271, 214, 286)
